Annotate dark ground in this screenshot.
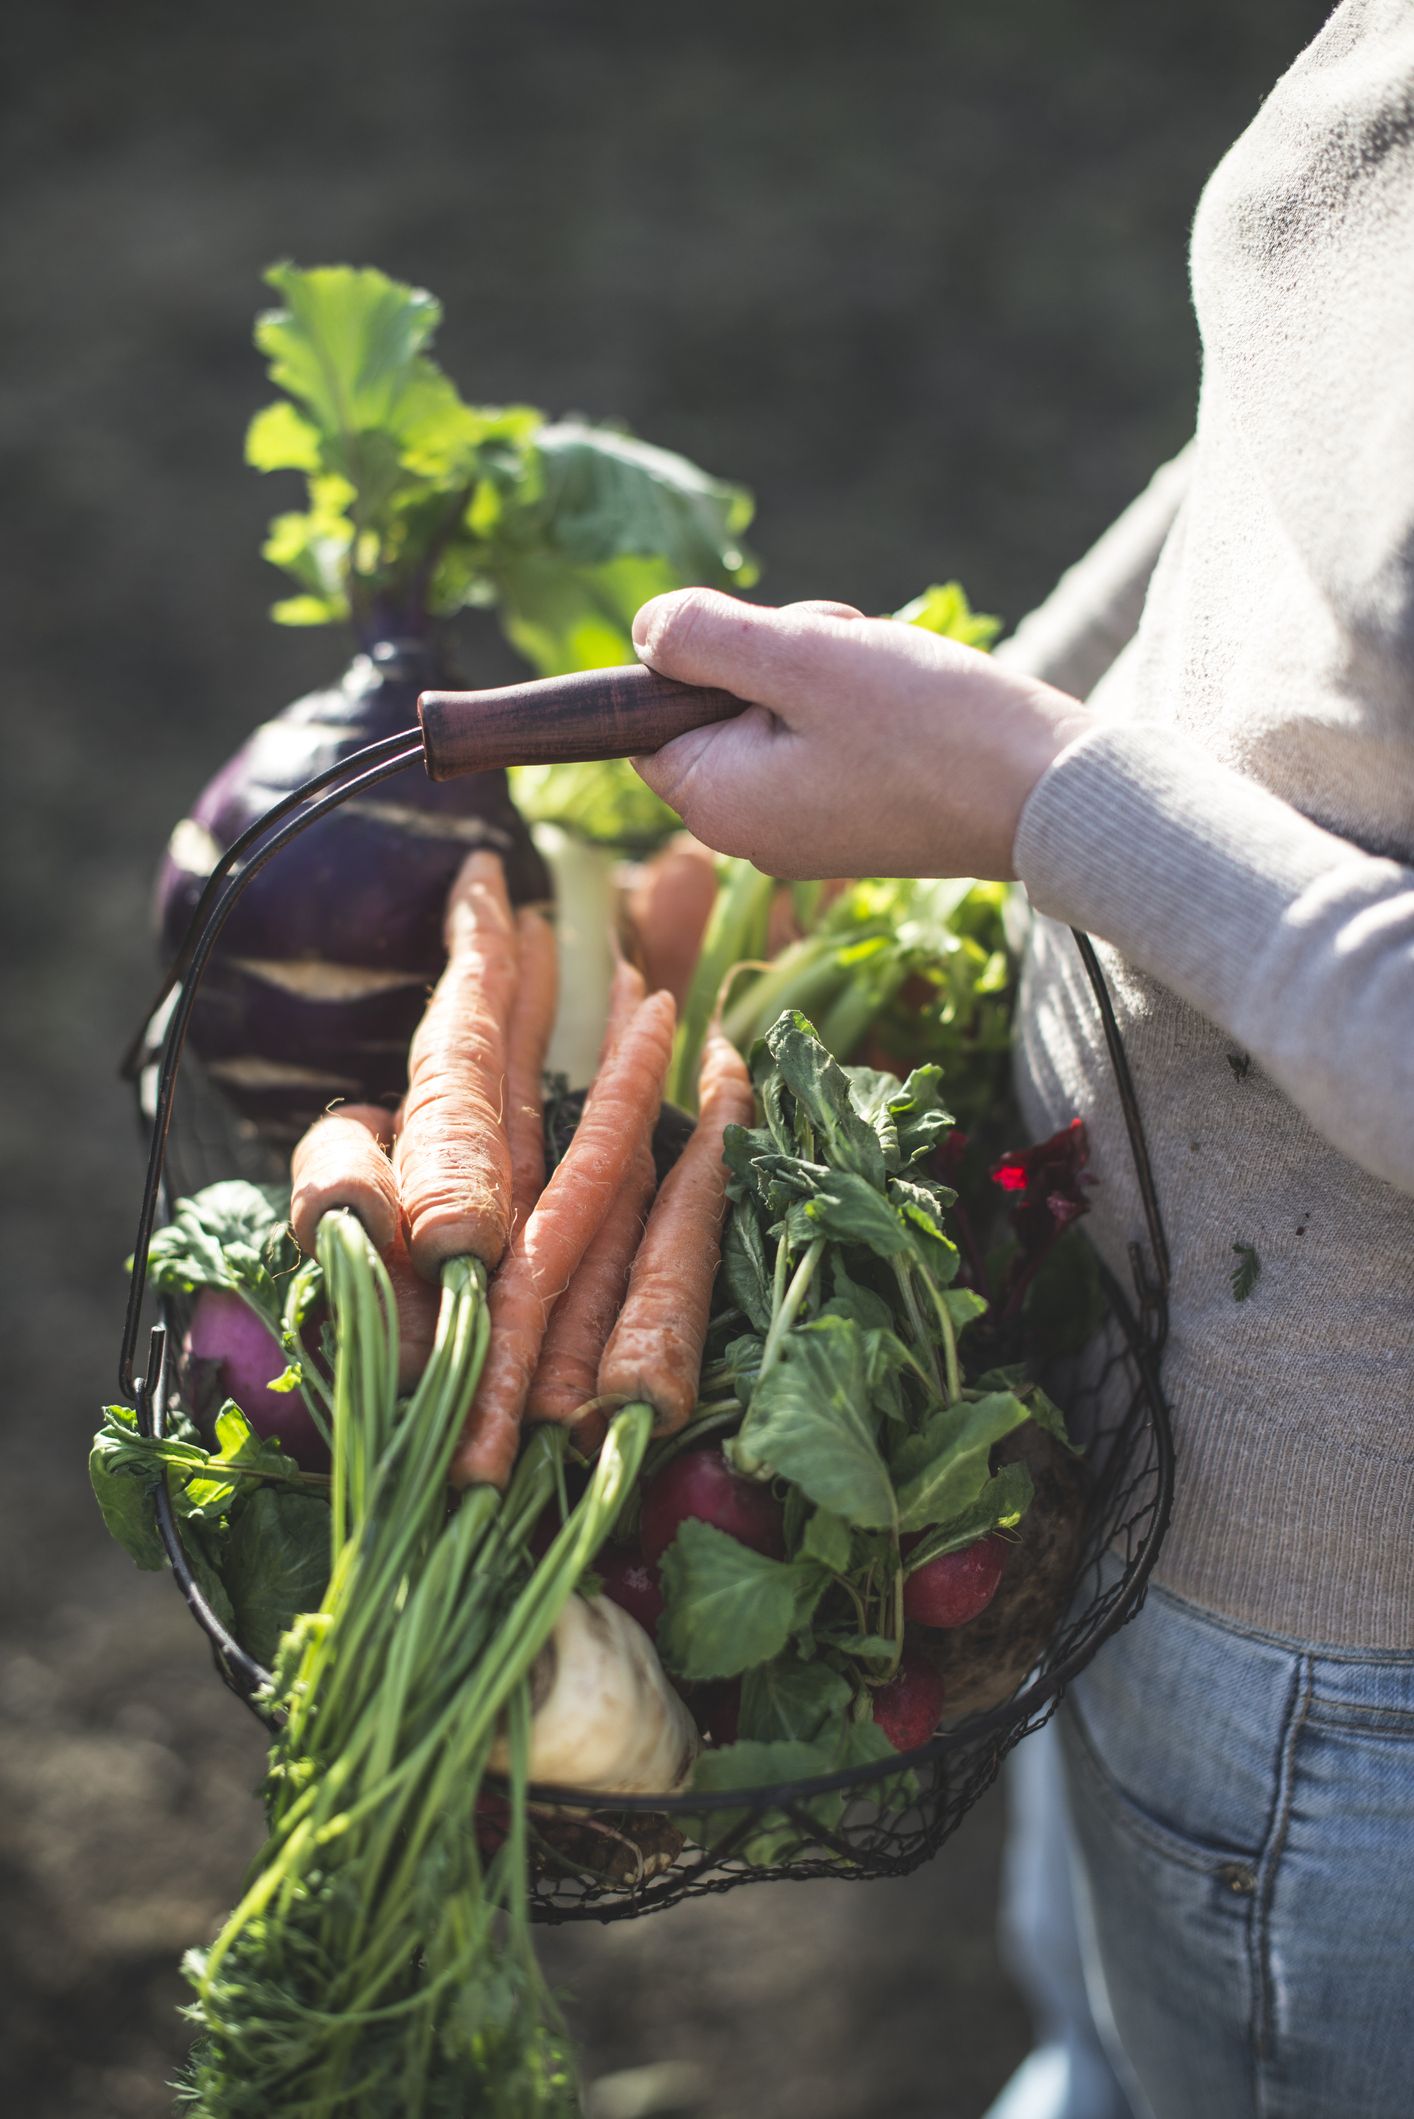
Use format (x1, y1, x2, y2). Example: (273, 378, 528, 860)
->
(1, 3, 1328, 2112)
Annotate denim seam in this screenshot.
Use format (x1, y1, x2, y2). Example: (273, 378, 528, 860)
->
(1251, 1654, 1313, 2101)
(1306, 1698, 1414, 1735)
(1143, 1573, 1414, 1664)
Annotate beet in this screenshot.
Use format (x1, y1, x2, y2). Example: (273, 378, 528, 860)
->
(901, 1532, 1009, 1629)
(156, 635, 548, 1143)
(184, 1287, 328, 1472)
(871, 1649, 947, 1752)
(694, 1679, 742, 1747)
(596, 1548, 665, 1638)
(639, 1449, 785, 1568)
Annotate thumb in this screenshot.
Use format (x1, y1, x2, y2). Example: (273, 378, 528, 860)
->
(632, 588, 866, 712)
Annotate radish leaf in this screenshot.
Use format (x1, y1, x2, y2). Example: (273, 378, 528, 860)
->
(658, 1521, 826, 1681)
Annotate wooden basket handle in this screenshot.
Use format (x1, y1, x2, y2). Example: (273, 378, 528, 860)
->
(418, 663, 747, 782)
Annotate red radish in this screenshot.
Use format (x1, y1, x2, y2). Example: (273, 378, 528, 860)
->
(695, 1680, 741, 1747)
(902, 1534, 1009, 1629)
(871, 1650, 947, 1751)
(639, 1449, 785, 1567)
(184, 1288, 328, 1471)
(596, 1549, 664, 1638)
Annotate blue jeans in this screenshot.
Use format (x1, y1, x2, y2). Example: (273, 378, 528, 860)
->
(993, 1562, 1414, 2119)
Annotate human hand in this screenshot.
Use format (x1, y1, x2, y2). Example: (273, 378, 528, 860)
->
(631, 589, 1094, 880)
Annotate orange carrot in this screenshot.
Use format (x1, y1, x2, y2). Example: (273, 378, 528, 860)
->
(598, 953, 647, 1068)
(451, 988, 677, 1490)
(623, 832, 719, 1007)
(597, 1025, 754, 1434)
(382, 1219, 442, 1393)
(505, 908, 559, 1235)
(525, 1141, 658, 1428)
(397, 851, 519, 1277)
(290, 1103, 399, 1255)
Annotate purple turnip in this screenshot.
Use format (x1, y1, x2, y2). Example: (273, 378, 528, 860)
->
(183, 1286, 328, 1471)
(639, 1449, 785, 1568)
(156, 636, 547, 1142)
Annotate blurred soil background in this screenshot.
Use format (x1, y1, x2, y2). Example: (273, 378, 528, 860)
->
(1, 2, 1328, 2112)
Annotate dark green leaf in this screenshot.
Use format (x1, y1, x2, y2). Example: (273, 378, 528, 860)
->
(785, 1169, 909, 1260)
(1022, 1228, 1106, 1358)
(889, 1177, 961, 1286)
(902, 1463, 1034, 1567)
(658, 1521, 826, 1681)
(221, 1489, 332, 1669)
(821, 1632, 899, 1664)
(731, 1317, 897, 1530)
(798, 1508, 854, 1574)
(765, 1013, 886, 1186)
(720, 1205, 773, 1334)
(890, 1390, 1032, 1533)
(89, 1406, 165, 1571)
(740, 1657, 854, 1745)
(1231, 1242, 1261, 1303)
(686, 1739, 843, 1860)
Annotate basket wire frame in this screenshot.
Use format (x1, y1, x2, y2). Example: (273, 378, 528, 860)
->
(118, 729, 1175, 1924)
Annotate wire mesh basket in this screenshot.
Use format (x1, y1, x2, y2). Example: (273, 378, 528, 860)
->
(117, 675, 1175, 1926)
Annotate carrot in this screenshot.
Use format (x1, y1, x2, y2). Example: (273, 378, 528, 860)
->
(525, 1141, 658, 1428)
(598, 953, 647, 1067)
(382, 1220, 442, 1393)
(397, 851, 519, 1277)
(623, 832, 719, 1008)
(290, 1103, 399, 1255)
(450, 988, 677, 1490)
(597, 1025, 754, 1434)
(505, 908, 559, 1235)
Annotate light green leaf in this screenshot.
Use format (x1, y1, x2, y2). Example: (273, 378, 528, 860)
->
(731, 1316, 897, 1531)
(658, 1521, 826, 1681)
(245, 400, 322, 473)
(893, 579, 1001, 650)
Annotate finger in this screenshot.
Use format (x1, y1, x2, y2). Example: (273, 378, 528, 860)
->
(632, 704, 788, 855)
(632, 588, 874, 717)
(786, 599, 865, 622)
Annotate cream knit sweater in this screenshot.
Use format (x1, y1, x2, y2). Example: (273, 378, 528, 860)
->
(1000, 0, 1414, 1647)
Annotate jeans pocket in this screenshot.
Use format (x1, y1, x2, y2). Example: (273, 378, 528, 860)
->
(1062, 1689, 1258, 1883)
(1058, 1703, 1264, 2119)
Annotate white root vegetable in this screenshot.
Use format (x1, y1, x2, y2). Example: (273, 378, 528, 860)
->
(489, 1593, 699, 1796)
(533, 823, 618, 1085)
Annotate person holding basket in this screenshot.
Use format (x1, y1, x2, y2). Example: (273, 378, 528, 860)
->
(629, 6, 1414, 2112)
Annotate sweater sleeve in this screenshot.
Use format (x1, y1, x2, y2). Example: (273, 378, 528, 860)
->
(991, 443, 1193, 699)
(1014, 722, 1414, 1195)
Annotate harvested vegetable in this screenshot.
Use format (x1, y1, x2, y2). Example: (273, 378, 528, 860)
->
(506, 907, 561, 1233)
(398, 849, 520, 1276)
(488, 1592, 698, 1795)
(289, 1100, 399, 1253)
(599, 1026, 755, 1431)
(153, 262, 755, 1141)
(452, 989, 677, 1489)
(902, 1532, 1010, 1627)
(640, 1448, 785, 1567)
(525, 1141, 657, 1427)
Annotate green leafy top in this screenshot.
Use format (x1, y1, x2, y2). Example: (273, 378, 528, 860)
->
(246, 263, 756, 660)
